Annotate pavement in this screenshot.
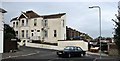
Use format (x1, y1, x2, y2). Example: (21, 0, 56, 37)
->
(2, 46, 40, 59)
(86, 51, 108, 56)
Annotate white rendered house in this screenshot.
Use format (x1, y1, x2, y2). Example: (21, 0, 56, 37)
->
(0, 8, 7, 53)
(10, 10, 66, 44)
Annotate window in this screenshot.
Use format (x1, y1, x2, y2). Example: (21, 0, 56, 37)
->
(13, 22, 15, 27)
(118, 6, 120, 10)
(22, 30, 24, 38)
(16, 31, 18, 36)
(54, 30, 57, 37)
(26, 30, 28, 38)
(45, 30, 48, 37)
(34, 19, 37, 26)
(26, 19, 28, 26)
(63, 20, 64, 27)
(23, 40, 26, 42)
(32, 33, 34, 36)
(22, 20, 24, 26)
(77, 47, 83, 51)
(64, 47, 70, 50)
(45, 20, 47, 26)
(31, 30, 34, 32)
(37, 30, 40, 32)
(16, 22, 18, 27)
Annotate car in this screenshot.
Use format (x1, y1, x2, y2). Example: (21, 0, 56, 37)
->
(56, 46, 86, 58)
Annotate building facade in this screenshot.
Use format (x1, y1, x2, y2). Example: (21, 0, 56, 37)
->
(10, 10, 66, 44)
(0, 8, 7, 53)
(66, 26, 82, 40)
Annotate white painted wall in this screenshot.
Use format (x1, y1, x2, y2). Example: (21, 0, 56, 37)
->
(44, 15, 66, 43)
(26, 42, 58, 50)
(58, 40, 88, 51)
(11, 12, 66, 44)
(0, 12, 3, 53)
(0, 31, 3, 53)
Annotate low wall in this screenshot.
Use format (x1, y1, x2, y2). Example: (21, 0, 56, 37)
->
(26, 42, 59, 50)
(26, 40, 88, 51)
(108, 43, 119, 56)
(58, 40, 88, 51)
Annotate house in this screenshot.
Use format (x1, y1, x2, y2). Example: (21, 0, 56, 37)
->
(66, 26, 92, 41)
(10, 10, 66, 45)
(0, 8, 7, 53)
(66, 26, 82, 40)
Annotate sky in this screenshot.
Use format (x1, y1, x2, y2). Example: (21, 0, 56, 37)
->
(1, 0, 120, 2)
(2, 2, 118, 38)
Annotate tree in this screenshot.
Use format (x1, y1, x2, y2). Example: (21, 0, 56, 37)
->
(4, 24, 16, 40)
(112, 16, 120, 54)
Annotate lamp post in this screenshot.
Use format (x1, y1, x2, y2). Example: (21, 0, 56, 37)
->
(89, 6, 102, 59)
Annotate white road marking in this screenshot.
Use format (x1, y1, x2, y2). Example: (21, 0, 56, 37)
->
(93, 58, 97, 61)
(2, 52, 40, 59)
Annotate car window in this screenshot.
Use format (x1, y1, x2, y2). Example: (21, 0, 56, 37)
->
(77, 47, 83, 51)
(64, 47, 70, 50)
(64, 46, 75, 50)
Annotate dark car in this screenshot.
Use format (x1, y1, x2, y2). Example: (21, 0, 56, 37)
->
(56, 46, 86, 58)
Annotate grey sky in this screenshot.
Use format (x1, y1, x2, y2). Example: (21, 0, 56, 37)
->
(1, 0, 120, 2)
(2, 2, 118, 38)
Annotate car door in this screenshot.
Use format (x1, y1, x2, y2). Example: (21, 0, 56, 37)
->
(69, 46, 75, 56)
(76, 47, 83, 56)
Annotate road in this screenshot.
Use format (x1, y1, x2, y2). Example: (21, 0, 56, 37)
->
(2, 46, 120, 61)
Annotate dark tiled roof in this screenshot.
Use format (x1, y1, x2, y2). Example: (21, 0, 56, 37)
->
(10, 10, 66, 22)
(10, 17, 18, 22)
(0, 8, 7, 13)
(23, 10, 40, 18)
(42, 13, 66, 19)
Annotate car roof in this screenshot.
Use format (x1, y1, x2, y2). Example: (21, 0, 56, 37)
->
(65, 46, 80, 48)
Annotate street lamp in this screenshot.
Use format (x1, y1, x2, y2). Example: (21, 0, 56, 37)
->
(89, 6, 102, 59)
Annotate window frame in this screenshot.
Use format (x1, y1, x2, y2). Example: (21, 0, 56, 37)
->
(13, 22, 15, 27)
(26, 19, 28, 26)
(34, 19, 37, 26)
(37, 30, 40, 32)
(31, 30, 34, 32)
(31, 33, 34, 36)
(54, 30, 57, 37)
(45, 20, 48, 26)
(45, 30, 48, 37)
(26, 30, 28, 38)
(22, 30, 24, 38)
(16, 22, 18, 27)
(22, 20, 24, 26)
(63, 20, 65, 27)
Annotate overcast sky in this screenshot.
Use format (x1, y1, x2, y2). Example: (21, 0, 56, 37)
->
(2, 2, 118, 38)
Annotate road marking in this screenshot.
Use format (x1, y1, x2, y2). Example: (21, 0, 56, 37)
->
(93, 58, 97, 61)
(2, 52, 40, 59)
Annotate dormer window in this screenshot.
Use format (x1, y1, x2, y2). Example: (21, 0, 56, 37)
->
(16, 22, 18, 27)
(13, 22, 15, 27)
(26, 19, 28, 26)
(22, 20, 24, 26)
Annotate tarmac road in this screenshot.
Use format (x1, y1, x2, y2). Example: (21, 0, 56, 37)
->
(2, 46, 120, 61)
